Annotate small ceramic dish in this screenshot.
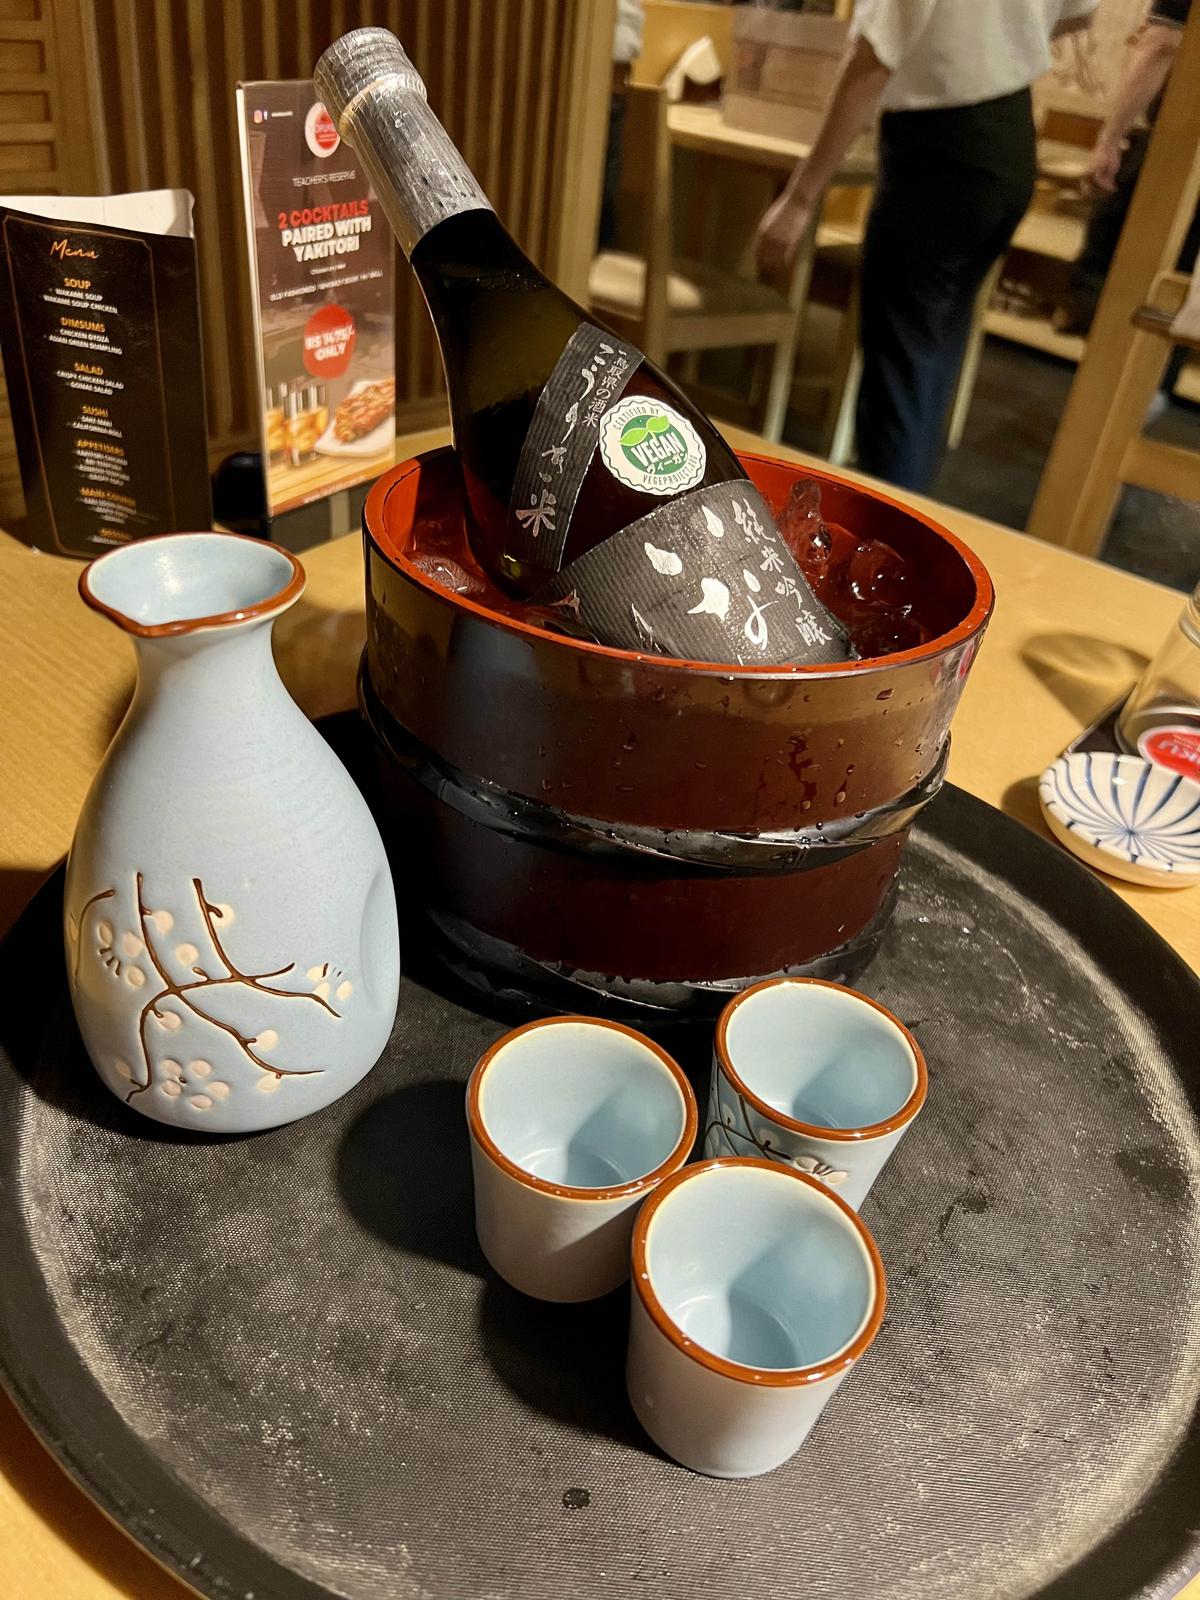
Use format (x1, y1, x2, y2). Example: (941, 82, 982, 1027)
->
(1038, 752, 1200, 888)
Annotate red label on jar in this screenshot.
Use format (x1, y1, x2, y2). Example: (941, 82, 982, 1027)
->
(1139, 725, 1200, 779)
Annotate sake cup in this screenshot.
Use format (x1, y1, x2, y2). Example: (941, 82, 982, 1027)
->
(466, 1016, 697, 1302)
(705, 978, 927, 1210)
(627, 1157, 886, 1477)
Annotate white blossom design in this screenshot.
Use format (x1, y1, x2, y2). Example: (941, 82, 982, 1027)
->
(686, 576, 731, 620)
(643, 541, 684, 576)
(68, 877, 348, 1108)
(704, 1091, 849, 1187)
(702, 504, 725, 539)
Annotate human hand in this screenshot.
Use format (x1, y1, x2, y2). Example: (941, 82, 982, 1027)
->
(1087, 136, 1125, 196)
(755, 187, 815, 286)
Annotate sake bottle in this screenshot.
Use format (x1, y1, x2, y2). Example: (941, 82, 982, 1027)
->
(314, 28, 851, 667)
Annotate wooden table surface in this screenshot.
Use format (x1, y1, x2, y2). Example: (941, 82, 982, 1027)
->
(1, 423, 1198, 1598)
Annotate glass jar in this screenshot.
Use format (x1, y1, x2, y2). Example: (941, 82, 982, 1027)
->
(308, 381, 329, 441)
(285, 385, 319, 464)
(1116, 584, 1200, 780)
(264, 381, 288, 462)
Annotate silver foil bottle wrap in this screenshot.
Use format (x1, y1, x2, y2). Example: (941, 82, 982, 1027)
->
(314, 28, 493, 257)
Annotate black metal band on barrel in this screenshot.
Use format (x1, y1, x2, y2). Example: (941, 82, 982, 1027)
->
(361, 660, 947, 877)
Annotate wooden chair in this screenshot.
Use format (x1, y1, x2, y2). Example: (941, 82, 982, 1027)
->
(588, 82, 816, 441)
(1028, 8, 1200, 555)
(632, 0, 735, 89)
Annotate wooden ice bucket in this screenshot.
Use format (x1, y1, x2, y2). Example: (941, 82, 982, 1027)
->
(362, 448, 993, 1017)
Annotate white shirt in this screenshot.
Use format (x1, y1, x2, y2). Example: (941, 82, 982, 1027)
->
(614, 0, 644, 65)
(853, 0, 1099, 111)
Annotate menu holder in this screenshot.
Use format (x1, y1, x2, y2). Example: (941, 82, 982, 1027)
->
(236, 80, 395, 522)
(0, 190, 211, 558)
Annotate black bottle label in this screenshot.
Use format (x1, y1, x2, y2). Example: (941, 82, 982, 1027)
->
(534, 481, 850, 667)
(506, 323, 642, 569)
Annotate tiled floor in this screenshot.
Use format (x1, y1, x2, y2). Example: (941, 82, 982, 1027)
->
(932, 339, 1200, 594)
(784, 335, 1200, 594)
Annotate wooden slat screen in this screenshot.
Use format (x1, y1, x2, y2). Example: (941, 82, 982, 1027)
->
(0, 0, 613, 519)
(0, 0, 100, 521)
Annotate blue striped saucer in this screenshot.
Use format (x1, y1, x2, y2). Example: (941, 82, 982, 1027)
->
(1038, 751, 1200, 888)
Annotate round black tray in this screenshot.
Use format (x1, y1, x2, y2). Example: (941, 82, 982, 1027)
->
(2, 741, 1199, 1600)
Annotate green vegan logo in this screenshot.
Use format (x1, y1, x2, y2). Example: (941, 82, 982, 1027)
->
(600, 396, 706, 495)
(618, 412, 691, 478)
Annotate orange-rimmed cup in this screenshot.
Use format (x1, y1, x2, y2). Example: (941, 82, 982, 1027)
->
(706, 978, 928, 1210)
(466, 1016, 697, 1302)
(627, 1157, 886, 1477)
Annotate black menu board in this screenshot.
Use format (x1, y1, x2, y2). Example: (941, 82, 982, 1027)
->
(0, 193, 211, 557)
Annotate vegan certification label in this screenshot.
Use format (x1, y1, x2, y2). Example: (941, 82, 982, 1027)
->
(599, 396, 706, 497)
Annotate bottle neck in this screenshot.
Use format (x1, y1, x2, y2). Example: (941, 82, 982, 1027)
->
(338, 81, 493, 258)
(409, 208, 537, 291)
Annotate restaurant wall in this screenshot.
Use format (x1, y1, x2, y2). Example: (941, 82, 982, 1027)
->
(0, 0, 615, 526)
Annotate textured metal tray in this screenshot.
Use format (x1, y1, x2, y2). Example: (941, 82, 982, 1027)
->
(2, 724, 1199, 1600)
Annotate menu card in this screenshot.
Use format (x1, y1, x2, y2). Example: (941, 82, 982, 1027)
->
(0, 191, 211, 558)
(237, 80, 395, 518)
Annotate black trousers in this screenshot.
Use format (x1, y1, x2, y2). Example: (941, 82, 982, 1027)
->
(856, 90, 1037, 493)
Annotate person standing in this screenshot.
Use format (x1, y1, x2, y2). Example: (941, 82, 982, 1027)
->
(756, 0, 1098, 494)
(1056, 0, 1197, 382)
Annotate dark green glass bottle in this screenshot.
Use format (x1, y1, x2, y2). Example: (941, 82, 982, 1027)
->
(315, 28, 850, 666)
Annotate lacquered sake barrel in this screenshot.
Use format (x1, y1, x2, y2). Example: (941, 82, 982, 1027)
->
(361, 447, 993, 1016)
